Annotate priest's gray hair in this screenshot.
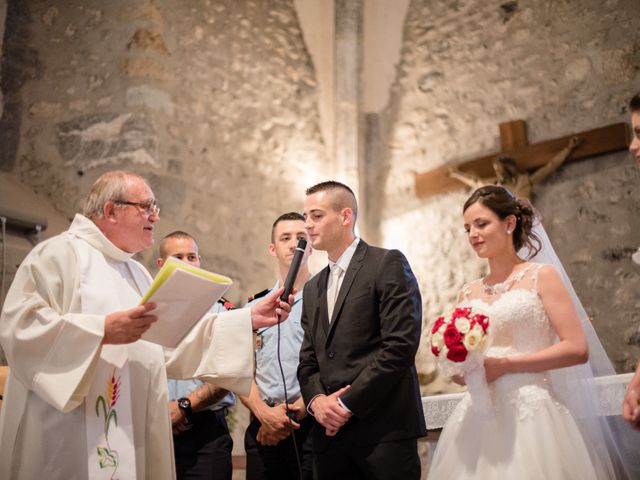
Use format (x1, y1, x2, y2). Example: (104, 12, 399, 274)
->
(83, 170, 149, 219)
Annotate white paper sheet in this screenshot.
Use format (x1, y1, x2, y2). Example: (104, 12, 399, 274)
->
(141, 268, 231, 347)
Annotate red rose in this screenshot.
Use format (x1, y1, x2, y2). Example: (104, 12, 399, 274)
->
(443, 323, 462, 347)
(431, 345, 440, 357)
(452, 307, 471, 319)
(472, 314, 489, 332)
(446, 344, 468, 362)
(431, 316, 445, 334)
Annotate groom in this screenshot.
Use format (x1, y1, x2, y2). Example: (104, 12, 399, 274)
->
(297, 181, 426, 479)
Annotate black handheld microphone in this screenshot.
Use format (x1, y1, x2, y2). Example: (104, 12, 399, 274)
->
(280, 238, 307, 301)
(276, 237, 307, 478)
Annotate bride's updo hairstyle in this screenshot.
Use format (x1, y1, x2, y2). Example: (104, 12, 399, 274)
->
(463, 185, 541, 258)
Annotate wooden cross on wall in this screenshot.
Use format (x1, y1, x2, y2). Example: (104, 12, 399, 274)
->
(415, 120, 630, 198)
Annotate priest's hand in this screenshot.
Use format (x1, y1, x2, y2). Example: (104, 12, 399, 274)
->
(103, 302, 158, 344)
(250, 288, 294, 329)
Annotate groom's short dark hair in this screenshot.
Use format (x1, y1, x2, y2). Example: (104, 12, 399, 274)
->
(306, 181, 358, 221)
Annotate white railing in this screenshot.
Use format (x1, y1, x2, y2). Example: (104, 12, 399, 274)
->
(422, 372, 634, 429)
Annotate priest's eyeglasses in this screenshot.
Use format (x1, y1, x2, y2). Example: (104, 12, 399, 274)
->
(115, 200, 160, 216)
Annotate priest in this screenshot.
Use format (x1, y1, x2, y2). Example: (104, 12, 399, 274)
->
(0, 170, 292, 479)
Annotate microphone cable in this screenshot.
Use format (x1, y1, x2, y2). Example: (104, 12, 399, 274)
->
(273, 237, 307, 479)
(275, 308, 303, 479)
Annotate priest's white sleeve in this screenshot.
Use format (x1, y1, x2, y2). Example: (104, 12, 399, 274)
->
(164, 308, 254, 396)
(0, 238, 104, 412)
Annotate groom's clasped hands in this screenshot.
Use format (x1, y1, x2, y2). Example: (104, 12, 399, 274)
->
(309, 385, 352, 436)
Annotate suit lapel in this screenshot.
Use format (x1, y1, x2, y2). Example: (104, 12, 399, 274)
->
(317, 266, 330, 337)
(326, 240, 367, 340)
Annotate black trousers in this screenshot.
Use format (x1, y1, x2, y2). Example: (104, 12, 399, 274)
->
(244, 415, 314, 480)
(313, 434, 420, 480)
(173, 409, 233, 480)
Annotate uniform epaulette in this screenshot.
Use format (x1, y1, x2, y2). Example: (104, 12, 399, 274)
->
(247, 288, 270, 303)
(217, 296, 236, 310)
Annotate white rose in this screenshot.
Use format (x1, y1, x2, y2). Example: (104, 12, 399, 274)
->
(471, 324, 483, 335)
(438, 323, 447, 334)
(455, 317, 471, 334)
(463, 328, 483, 351)
(431, 331, 444, 349)
(440, 345, 449, 357)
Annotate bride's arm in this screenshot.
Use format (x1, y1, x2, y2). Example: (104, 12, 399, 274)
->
(484, 265, 589, 383)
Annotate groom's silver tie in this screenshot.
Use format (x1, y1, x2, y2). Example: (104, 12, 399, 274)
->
(327, 265, 343, 322)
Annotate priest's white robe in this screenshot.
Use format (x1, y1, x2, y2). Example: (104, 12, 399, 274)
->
(0, 215, 253, 479)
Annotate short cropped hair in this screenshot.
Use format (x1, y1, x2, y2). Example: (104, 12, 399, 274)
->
(630, 93, 640, 113)
(271, 212, 305, 243)
(83, 170, 149, 219)
(159, 230, 197, 258)
(305, 181, 358, 221)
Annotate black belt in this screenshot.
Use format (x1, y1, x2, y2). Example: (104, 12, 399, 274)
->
(191, 408, 227, 419)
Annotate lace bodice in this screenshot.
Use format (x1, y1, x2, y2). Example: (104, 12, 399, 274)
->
(455, 263, 565, 420)
(460, 263, 556, 358)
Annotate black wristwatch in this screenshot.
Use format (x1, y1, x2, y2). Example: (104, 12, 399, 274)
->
(177, 397, 193, 423)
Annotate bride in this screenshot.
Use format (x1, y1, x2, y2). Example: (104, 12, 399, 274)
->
(428, 185, 632, 479)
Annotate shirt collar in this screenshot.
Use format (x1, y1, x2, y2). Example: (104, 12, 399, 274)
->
(68, 214, 136, 262)
(329, 237, 360, 273)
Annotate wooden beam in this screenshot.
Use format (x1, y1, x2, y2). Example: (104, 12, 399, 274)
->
(503, 122, 630, 170)
(0, 366, 7, 411)
(415, 122, 630, 199)
(499, 119, 528, 150)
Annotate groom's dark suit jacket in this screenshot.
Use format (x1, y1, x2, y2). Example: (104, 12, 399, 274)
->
(297, 240, 426, 450)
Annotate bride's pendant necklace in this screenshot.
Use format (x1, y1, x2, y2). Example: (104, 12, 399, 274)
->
(481, 264, 532, 296)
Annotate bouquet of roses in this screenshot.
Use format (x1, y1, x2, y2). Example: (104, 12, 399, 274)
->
(430, 306, 492, 411)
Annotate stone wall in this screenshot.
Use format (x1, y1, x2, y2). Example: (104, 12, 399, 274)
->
(2, 0, 639, 397)
(380, 0, 640, 390)
(0, 0, 6, 118)
(0, 0, 328, 301)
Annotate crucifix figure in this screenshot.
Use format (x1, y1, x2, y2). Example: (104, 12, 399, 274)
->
(414, 120, 630, 199)
(447, 136, 581, 200)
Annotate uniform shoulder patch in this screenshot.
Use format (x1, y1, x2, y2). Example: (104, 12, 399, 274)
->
(247, 288, 270, 303)
(217, 296, 236, 310)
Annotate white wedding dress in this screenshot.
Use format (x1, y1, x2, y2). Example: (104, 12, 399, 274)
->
(428, 263, 613, 479)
